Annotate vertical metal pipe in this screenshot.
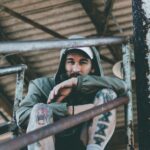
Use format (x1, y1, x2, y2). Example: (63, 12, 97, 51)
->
(122, 44, 135, 150)
(132, 0, 150, 149)
(13, 65, 27, 136)
(14, 68, 26, 115)
(0, 64, 27, 135)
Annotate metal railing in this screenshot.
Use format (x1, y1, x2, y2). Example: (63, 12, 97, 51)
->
(0, 96, 128, 150)
(0, 64, 27, 135)
(0, 64, 27, 76)
(0, 36, 128, 53)
(122, 44, 135, 149)
(0, 36, 134, 149)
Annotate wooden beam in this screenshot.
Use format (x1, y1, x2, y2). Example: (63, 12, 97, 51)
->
(103, 0, 114, 32)
(0, 85, 13, 115)
(80, 0, 105, 34)
(100, 54, 115, 64)
(0, 122, 11, 135)
(0, 111, 9, 121)
(80, 0, 121, 61)
(0, 5, 66, 39)
(80, 0, 114, 34)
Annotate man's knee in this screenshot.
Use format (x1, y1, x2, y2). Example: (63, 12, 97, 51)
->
(32, 103, 49, 111)
(30, 103, 53, 125)
(94, 89, 117, 104)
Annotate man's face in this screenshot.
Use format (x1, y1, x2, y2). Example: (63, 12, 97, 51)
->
(65, 52, 94, 78)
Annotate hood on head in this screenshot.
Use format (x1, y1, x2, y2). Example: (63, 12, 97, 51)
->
(54, 35, 104, 84)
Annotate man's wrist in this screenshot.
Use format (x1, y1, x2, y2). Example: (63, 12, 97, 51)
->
(67, 106, 75, 115)
(72, 77, 78, 86)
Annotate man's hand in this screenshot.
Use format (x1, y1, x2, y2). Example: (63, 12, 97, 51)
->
(47, 78, 77, 103)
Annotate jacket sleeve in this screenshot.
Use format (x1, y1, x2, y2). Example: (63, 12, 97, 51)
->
(16, 78, 53, 129)
(76, 75, 128, 97)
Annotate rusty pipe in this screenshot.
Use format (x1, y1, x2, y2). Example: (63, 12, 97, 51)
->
(0, 36, 128, 53)
(0, 64, 27, 76)
(0, 96, 128, 150)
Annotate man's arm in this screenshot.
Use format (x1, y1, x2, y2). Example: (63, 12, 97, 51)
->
(47, 77, 77, 103)
(76, 75, 128, 96)
(48, 75, 128, 104)
(67, 104, 94, 115)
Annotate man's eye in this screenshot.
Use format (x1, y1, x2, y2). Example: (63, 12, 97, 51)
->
(67, 61, 74, 64)
(80, 61, 88, 64)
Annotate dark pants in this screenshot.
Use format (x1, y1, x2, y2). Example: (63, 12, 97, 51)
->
(55, 132, 85, 150)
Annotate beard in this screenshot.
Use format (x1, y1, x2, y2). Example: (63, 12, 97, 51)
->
(66, 71, 94, 78)
(59, 72, 81, 81)
(60, 71, 94, 81)
(69, 72, 81, 78)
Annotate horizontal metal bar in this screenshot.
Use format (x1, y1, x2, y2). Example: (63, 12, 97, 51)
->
(0, 36, 128, 53)
(0, 64, 27, 76)
(0, 96, 128, 150)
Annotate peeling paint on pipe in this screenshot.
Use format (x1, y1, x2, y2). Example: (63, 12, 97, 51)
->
(0, 36, 127, 53)
(0, 64, 27, 76)
(122, 44, 135, 150)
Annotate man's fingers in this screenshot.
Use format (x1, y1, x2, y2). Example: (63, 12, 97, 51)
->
(54, 86, 59, 96)
(47, 90, 55, 103)
(56, 95, 65, 103)
(47, 94, 52, 104)
(47, 98, 51, 104)
(51, 90, 55, 99)
(47, 82, 71, 104)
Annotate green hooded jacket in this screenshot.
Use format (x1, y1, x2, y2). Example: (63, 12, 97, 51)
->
(16, 37, 128, 130)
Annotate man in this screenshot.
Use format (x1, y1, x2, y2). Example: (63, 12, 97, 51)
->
(16, 35, 128, 150)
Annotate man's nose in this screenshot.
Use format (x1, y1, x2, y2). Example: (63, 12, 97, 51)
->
(73, 64, 80, 73)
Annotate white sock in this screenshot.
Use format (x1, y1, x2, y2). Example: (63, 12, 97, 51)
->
(86, 144, 102, 150)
